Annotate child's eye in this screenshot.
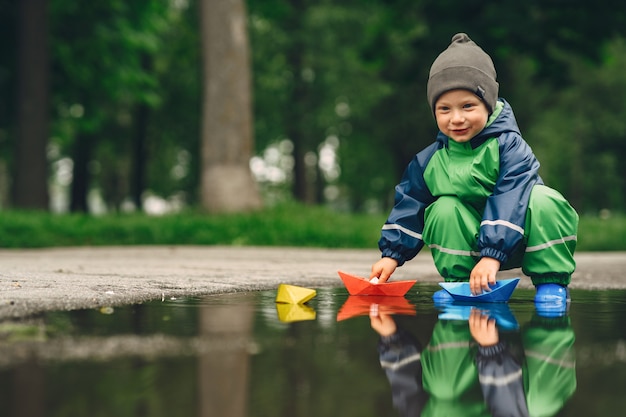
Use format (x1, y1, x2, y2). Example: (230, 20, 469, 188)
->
(463, 103, 475, 109)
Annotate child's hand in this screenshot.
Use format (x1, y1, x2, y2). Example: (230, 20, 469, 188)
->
(470, 257, 501, 295)
(468, 308, 499, 346)
(370, 257, 398, 283)
(370, 311, 397, 337)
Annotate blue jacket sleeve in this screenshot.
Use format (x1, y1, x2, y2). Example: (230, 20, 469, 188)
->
(379, 143, 439, 266)
(478, 133, 542, 263)
(378, 330, 428, 417)
(476, 341, 529, 417)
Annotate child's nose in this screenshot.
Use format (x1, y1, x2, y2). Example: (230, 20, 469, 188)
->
(451, 110, 465, 123)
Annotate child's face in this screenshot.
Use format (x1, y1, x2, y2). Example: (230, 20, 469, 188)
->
(434, 89, 489, 143)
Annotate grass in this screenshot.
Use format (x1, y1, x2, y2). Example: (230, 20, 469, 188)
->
(576, 213, 626, 251)
(0, 203, 623, 251)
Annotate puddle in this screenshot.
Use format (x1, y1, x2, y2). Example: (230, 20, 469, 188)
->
(1, 284, 625, 416)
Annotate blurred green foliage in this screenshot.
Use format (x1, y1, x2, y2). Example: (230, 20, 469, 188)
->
(1, 0, 626, 216)
(0, 205, 621, 251)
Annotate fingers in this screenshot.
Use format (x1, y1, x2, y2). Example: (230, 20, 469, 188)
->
(370, 312, 397, 336)
(471, 275, 496, 295)
(481, 275, 495, 292)
(470, 275, 493, 295)
(469, 277, 480, 295)
(369, 263, 379, 278)
(370, 257, 398, 283)
(470, 258, 500, 295)
(470, 275, 488, 295)
(468, 308, 482, 326)
(378, 270, 392, 283)
(469, 309, 494, 327)
(468, 308, 499, 346)
(369, 267, 382, 281)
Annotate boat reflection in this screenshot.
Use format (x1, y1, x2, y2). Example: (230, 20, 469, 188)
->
(337, 295, 416, 321)
(275, 302, 317, 323)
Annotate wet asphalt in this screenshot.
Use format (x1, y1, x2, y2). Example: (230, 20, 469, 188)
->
(0, 246, 624, 319)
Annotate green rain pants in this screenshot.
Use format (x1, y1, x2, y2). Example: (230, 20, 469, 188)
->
(421, 321, 490, 417)
(420, 318, 576, 417)
(422, 185, 578, 286)
(522, 317, 577, 417)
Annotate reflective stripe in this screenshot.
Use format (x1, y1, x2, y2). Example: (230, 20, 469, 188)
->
(429, 244, 480, 257)
(526, 235, 577, 252)
(480, 219, 524, 235)
(427, 341, 469, 352)
(382, 223, 422, 240)
(525, 349, 576, 368)
(479, 368, 523, 386)
(380, 352, 421, 371)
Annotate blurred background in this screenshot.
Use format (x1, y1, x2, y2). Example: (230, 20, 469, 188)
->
(2, 0, 625, 217)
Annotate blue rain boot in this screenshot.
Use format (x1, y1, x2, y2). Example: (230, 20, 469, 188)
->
(534, 284, 570, 317)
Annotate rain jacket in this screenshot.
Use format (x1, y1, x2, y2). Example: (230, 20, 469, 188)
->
(378, 324, 528, 417)
(378, 317, 576, 417)
(378, 330, 428, 416)
(380, 99, 542, 267)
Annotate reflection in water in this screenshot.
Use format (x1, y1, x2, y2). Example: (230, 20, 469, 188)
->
(337, 295, 416, 321)
(0, 296, 258, 417)
(198, 301, 254, 417)
(1, 286, 625, 417)
(368, 300, 576, 417)
(275, 302, 316, 323)
(13, 359, 45, 417)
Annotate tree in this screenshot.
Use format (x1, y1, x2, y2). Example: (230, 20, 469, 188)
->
(13, 0, 49, 210)
(528, 38, 626, 213)
(6, 0, 626, 214)
(198, 0, 261, 212)
(50, 0, 168, 213)
(248, 0, 395, 208)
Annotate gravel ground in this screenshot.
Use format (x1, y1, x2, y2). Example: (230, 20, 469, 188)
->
(0, 246, 624, 319)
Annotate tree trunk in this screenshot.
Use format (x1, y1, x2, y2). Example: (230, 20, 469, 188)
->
(284, 0, 317, 204)
(13, 0, 49, 210)
(69, 132, 94, 213)
(198, 0, 261, 213)
(131, 101, 148, 211)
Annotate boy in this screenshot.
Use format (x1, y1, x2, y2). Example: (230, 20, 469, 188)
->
(370, 33, 578, 312)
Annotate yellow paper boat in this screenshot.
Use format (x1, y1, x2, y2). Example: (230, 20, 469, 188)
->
(276, 303, 317, 323)
(275, 284, 317, 304)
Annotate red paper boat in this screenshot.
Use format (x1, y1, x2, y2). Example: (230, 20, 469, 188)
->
(337, 295, 416, 321)
(338, 271, 417, 297)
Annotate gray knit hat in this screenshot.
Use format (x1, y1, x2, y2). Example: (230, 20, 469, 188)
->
(427, 33, 499, 114)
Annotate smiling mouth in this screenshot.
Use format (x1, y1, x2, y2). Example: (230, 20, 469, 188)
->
(452, 128, 469, 135)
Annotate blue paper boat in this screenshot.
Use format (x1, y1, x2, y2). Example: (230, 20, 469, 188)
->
(438, 277, 520, 303)
(437, 302, 519, 330)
